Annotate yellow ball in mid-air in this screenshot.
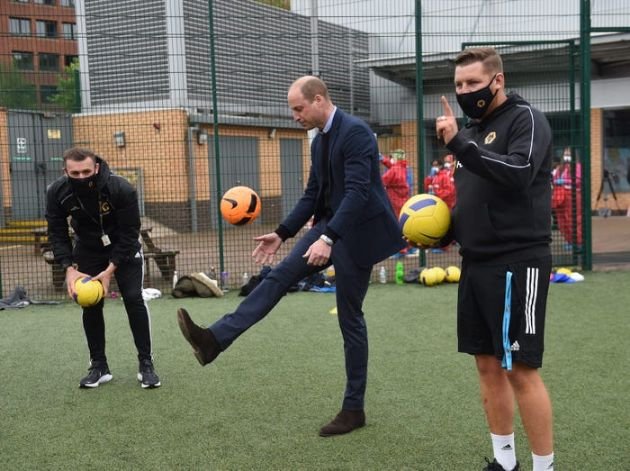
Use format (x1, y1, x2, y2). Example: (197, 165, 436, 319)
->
(74, 277, 104, 307)
(399, 194, 451, 247)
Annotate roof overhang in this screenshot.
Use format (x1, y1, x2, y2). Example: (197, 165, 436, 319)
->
(357, 33, 630, 89)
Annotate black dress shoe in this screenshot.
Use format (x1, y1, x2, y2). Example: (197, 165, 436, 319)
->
(319, 409, 366, 437)
(176, 308, 221, 366)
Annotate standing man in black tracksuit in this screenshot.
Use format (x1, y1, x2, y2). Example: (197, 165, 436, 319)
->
(436, 48, 554, 471)
(46, 147, 161, 389)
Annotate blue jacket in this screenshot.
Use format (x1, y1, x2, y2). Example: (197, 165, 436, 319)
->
(278, 109, 405, 267)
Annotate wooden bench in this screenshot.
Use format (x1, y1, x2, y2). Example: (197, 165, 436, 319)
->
(140, 228, 180, 281)
(32, 227, 49, 255)
(40, 227, 180, 288)
(42, 249, 66, 290)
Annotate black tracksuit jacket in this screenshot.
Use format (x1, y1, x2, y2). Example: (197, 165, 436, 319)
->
(45, 158, 142, 270)
(445, 93, 553, 263)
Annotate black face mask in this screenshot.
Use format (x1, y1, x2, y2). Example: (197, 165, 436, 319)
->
(69, 174, 98, 195)
(456, 74, 498, 119)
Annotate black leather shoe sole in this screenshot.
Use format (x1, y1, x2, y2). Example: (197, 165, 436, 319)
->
(318, 421, 365, 437)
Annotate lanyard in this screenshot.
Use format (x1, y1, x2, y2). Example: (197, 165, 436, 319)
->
(76, 192, 106, 238)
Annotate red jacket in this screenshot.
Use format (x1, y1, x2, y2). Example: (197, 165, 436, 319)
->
(432, 168, 456, 209)
(381, 160, 409, 216)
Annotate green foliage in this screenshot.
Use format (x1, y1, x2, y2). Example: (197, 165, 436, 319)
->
(0, 62, 37, 110)
(0, 272, 628, 469)
(49, 59, 81, 112)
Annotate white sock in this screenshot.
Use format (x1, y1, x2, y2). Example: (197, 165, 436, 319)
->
(532, 452, 554, 471)
(491, 433, 517, 470)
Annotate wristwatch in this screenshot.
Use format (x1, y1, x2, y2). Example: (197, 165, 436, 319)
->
(319, 234, 334, 246)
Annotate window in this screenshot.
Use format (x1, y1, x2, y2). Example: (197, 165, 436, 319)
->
(40, 85, 58, 103)
(60, 0, 74, 6)
(603, 109, 630, 194)
(13, 51, 34, 70)
(39, 53, 59, 71)
(36, 20, 57, 38)
(9, 17, 31, 36)
(34, 0, 55, 5)
(64, 55, 78, 67)
(62, 23, 76, 40)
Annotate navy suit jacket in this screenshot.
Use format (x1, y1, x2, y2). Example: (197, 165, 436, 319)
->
(280, 109, 405, 268)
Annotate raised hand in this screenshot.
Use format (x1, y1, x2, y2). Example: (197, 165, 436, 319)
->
(436, 95, 458, 144)
(252, 232, 283, 265)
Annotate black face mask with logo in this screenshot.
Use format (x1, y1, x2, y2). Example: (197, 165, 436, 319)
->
(69, 174, 99, 196)
(456, 74, 498, 119)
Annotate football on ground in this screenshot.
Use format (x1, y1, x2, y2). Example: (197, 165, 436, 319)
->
(398, 194, 451, 247)
(220, 186, 262, 225)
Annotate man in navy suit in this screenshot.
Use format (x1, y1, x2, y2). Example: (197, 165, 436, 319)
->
(177, 76, 405, 436)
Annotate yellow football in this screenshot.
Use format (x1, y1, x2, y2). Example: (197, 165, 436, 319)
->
(419, 268, 440, 287)
(74, 277, 104, 307)
(445, 266, 461, 283)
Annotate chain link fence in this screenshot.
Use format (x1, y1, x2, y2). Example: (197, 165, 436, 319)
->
(0, 0, 629, 299)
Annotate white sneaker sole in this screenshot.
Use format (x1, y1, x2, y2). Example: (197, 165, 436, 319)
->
(137, 373, 161, 389)
(80, 373, 113, 388)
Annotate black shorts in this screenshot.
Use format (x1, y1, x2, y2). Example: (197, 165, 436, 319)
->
(457, 256, 551, 368)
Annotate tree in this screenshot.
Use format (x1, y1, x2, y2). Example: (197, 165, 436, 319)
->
(49, 59, 81, 113)
(0, 62, 37, 110)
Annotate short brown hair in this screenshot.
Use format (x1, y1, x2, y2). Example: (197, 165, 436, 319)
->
(63, 147, 98, 166)
(455, 47, 503, 74)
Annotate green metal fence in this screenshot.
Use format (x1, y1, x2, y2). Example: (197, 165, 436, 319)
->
(0, 0, 629, 300)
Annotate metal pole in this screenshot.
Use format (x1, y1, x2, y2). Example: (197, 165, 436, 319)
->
(73, 67, 81, 113)
(187, 127, 198, 232)
(569, 41, 578, 266)
(310, 0, 320, 77)
(415, 0, 426, 268)
(207, 0, 225, 284)
(348, 29, 354, 115)
(580, 0, 592, 270)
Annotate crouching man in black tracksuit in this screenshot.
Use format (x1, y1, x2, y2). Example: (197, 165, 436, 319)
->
(46, 147, 160, 389)
(436, 48, 554, 471)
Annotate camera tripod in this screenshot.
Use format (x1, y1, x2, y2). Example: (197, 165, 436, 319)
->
(595, 169, 620, 217)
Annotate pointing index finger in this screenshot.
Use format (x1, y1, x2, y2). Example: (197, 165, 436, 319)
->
(441, 96, 454, 117)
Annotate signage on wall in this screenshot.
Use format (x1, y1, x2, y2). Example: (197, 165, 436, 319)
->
(47, 129, 61, 140)
(13, 137, 32, 162)
(16, 137, 27, 153)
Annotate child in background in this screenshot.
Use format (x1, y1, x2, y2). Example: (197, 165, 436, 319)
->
(381, 149, 417, 257)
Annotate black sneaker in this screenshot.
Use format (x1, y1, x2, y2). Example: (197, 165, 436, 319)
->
(79, 365, 113, 388)
(483, 458, 520, 471)
(137, 359, 161, 389)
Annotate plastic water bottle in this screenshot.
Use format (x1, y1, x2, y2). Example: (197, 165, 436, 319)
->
(395, 261, 404, 285)
(220, 271, 229, 292)
(378, 266, 387, 284)
(172, 270, 179, 289)
(242, 272, 249, 286)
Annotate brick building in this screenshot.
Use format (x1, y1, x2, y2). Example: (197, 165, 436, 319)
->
(0, 0, 77, 108)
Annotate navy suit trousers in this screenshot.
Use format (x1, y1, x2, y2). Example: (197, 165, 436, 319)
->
(209, 220, 372, 410)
